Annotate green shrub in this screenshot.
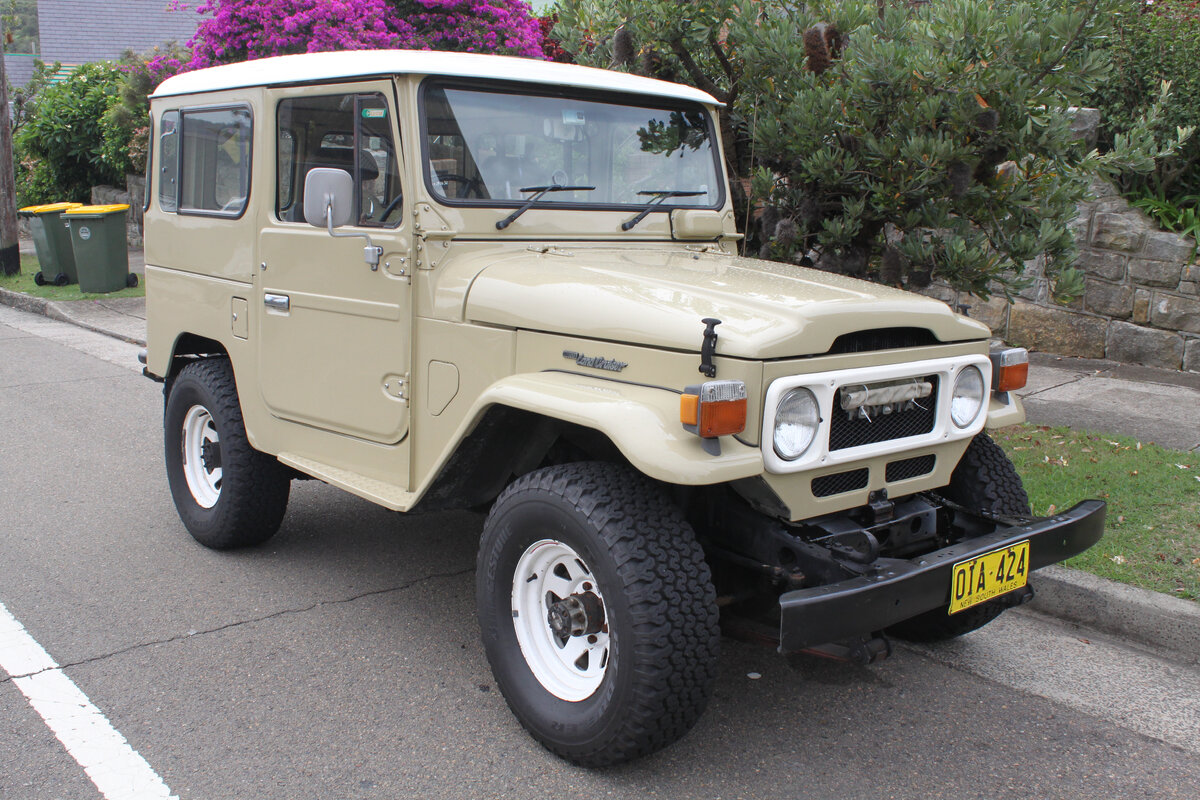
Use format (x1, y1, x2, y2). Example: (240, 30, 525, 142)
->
(99, 46, 189, 177)
(555, 0, 1186, 298)
(15, 62, 126, 205)
(1093, 0, 1200, 197)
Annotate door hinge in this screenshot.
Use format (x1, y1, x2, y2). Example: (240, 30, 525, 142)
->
(384, 373, 410, 403)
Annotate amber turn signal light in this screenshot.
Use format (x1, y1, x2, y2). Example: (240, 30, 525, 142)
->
(681, 380, 748, 439)
(989, 347, 1029, 392)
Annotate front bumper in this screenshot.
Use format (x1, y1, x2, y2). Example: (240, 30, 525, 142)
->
(778, 500, 1106, 651)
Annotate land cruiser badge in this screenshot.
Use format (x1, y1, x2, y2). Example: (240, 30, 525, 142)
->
(563, 350, 628, 372)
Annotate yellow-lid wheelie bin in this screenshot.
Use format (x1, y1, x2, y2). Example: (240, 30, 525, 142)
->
(18, 202, 83, 285)
(63, 204, 138, 293)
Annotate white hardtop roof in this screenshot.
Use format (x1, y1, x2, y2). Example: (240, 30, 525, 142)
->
(152, 50, 721, 106)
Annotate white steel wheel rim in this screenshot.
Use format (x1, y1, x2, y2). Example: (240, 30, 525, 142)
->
(181, 405, 222, 508)
(511, 539, 610, 702)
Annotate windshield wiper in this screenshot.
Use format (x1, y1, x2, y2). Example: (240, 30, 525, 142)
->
(620, 190, 707, 231)
(496, 184, 595, 230)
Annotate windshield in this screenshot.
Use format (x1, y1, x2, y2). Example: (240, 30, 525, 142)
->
(422, 83, 722, 210)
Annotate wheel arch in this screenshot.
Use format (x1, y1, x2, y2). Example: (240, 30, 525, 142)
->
(159, 333, 231, 382)
(414, 372, 764, 512)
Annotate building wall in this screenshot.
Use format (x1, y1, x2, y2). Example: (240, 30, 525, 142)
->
(37, 0, 200, 64)
(4, 54, 39, 87)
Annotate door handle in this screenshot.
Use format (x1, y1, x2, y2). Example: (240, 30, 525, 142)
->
(264, 293, 290, 312)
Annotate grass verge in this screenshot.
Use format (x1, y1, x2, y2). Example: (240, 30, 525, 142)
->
(1, 254, 144, 300)
(994, 424, 1200, 601)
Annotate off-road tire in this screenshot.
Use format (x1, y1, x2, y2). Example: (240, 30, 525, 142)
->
(164, 358, 290, 549)
(887, 432, 1030, 642)
(476, 462, 720, 767)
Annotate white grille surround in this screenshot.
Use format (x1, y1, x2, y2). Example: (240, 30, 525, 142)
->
(761, 355, 992, 474)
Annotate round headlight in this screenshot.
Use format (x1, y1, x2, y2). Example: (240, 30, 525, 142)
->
(773, 387, 821, 460)
(950, 365, 985, 428)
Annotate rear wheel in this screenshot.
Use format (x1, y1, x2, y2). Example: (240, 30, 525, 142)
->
(164, 358, 290, 549)
(476, 462, 720, 766)
(888, 432, 1031, 642)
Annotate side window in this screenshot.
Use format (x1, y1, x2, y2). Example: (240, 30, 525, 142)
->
(179, 107, 252, 216)
(158, 111, 179, 212)
(276, 92, 402, 227)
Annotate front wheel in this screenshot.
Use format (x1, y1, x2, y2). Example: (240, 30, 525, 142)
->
(164, 358, 290, 548)
(888, 432, 1031, 642)
(476, 462, 720, 766)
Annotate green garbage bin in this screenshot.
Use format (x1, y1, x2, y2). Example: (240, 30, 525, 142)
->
(18, 202, 82, 286)
(64, 204, 138, 293)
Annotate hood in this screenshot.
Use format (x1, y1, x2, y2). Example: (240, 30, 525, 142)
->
(461, 248, 989, 359)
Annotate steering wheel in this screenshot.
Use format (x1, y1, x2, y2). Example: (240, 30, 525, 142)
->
(379, 192, 405, 221)
(437, 174, 484, 199)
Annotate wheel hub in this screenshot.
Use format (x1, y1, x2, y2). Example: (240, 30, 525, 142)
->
(201, 438, 222, 473)
(510, 539, 611, 701)
(181, 405, 222, 509)
(547, 592, 605, 639)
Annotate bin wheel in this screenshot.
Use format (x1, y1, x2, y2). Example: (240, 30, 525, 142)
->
(126, 273, 139, 288)
(34, 272, 46, 286)
(53, 273, 69, 287)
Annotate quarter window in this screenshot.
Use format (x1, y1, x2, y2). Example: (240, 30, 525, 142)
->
(158, 111, 179, 212)
(179, 107, 252, 216)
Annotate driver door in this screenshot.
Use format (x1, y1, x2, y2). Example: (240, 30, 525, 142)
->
(257, 83, 412, 445)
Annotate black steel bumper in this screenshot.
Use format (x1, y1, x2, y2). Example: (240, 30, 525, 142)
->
(777, 500, 1106, 651)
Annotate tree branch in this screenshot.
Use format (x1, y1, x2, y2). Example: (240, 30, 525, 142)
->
(668, 35, 729, 103)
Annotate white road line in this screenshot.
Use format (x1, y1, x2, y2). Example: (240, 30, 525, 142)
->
(0, 602, 177, 800)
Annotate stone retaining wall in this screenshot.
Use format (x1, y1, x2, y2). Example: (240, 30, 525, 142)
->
(925, 180, 1200, 373)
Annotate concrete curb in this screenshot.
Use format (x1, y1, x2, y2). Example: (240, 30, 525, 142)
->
(1030, 565, 1199, 664)
(0, 286, 147, 346)
(0, 285, 51, 316)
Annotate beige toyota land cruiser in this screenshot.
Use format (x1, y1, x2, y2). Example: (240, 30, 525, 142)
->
(141, 50, 1104, 766)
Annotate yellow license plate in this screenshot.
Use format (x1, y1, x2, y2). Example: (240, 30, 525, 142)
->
(948, 541, 1030, 614)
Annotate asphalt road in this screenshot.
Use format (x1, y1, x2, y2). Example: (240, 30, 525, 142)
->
(2, 306, 1199, 800)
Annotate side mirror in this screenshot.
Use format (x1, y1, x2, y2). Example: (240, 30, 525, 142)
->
(303, 168, 354, 228)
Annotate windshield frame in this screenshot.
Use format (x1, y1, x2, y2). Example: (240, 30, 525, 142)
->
(417, 77, 726, 216)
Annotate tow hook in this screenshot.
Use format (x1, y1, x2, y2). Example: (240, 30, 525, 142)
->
(804, 634, 893, 665)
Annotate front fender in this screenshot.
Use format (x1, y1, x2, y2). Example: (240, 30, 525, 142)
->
(469, 371, 764, 485)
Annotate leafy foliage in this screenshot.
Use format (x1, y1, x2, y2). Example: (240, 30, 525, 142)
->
(554, 0, 1189, 299)
(14, 62, 128, 205)
(164, 0, 545, 72)
(1, 0, 39, 54)
(1128, 188, 1200, 253)
(8, 58, 56, 133)
(101, 46, 190, 176)
(738, 0, 1191, 298)
(1091, 0, 1200, 198)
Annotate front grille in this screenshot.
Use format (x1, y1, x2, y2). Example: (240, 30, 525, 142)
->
(827, 327, 939, 355)
(812, 468, 869, 498)
(886, 454, 936, 482)
(828, 375, 939, 451)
